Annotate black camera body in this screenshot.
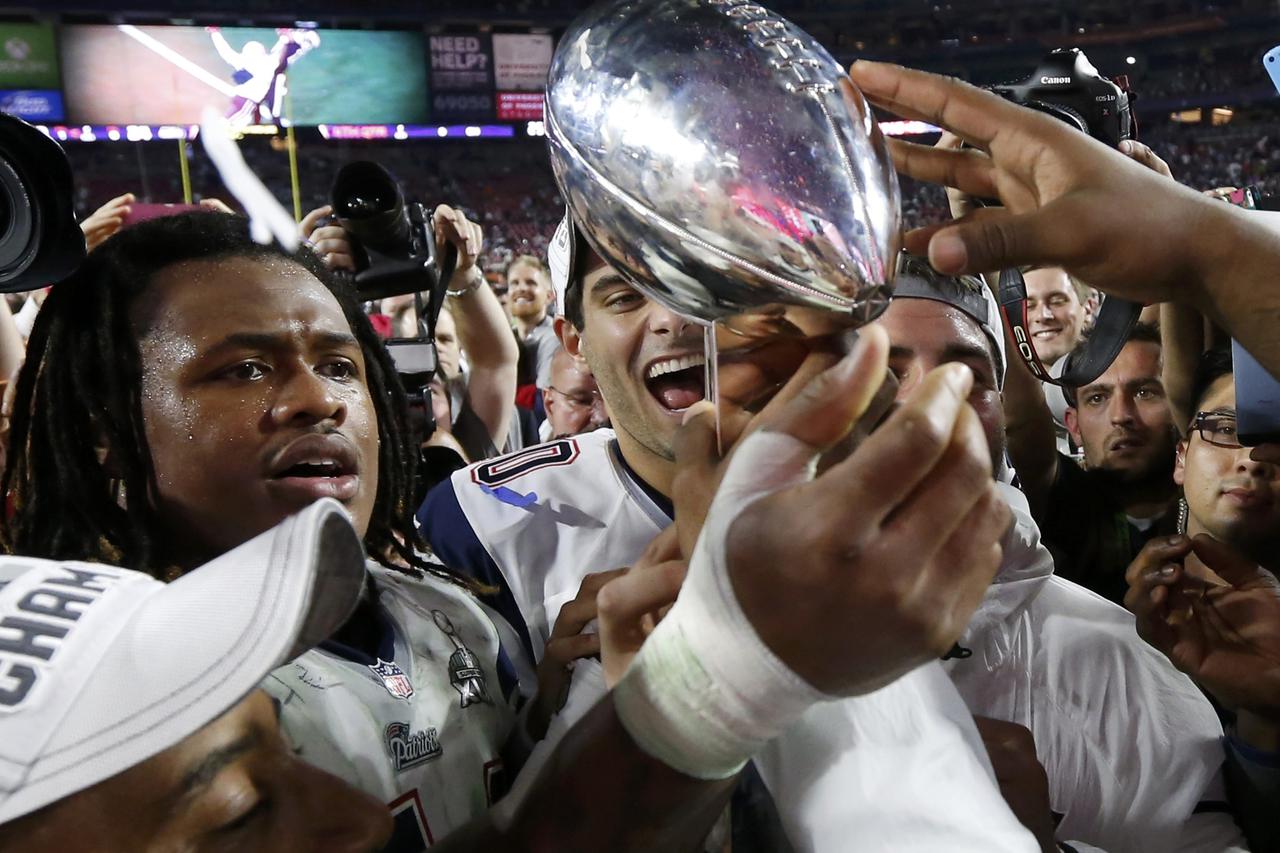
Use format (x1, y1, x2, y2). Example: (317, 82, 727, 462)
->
(0, 113, 85, 291)
(989, 48, 1135, 148)
(331, 161, 449, 305)
(330, 161, 456, 446)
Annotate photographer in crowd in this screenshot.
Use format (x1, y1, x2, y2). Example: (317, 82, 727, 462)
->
(300, 202, 520, 463)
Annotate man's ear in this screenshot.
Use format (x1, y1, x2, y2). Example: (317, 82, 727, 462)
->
(555, 316, 590, 369)
(1063, 407, 1083, 446)
(1173, 440, 1188, 486)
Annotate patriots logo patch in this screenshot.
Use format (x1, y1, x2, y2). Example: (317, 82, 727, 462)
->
(369, 658, 415, 700)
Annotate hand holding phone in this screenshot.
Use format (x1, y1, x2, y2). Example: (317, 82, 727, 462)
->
(1232, 338, 1280, 447)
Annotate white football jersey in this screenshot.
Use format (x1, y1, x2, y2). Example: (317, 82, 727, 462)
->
(263, 562, 518, 851)
(418, 429, 667, 664)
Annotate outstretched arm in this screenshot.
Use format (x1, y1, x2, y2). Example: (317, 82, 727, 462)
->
(207, 28, 243, 68)
(848, 61, 1280, 378)
(434, 205, 518, 451)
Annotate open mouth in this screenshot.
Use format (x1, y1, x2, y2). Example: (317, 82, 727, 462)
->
(645, 353, 707, 413)
(1032, 328, 1062, 340)
(267, 436, 360, 502)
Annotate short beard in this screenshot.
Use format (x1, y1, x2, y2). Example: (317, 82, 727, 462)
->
(1091, 450, 1176, 501)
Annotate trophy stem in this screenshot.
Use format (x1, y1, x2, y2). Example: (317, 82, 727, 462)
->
(703, 323, 722, 455)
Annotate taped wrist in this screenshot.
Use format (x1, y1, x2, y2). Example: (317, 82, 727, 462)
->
(613, 430, 830, 779)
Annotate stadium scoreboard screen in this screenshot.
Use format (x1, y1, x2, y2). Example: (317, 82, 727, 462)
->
(15, 21, 555, 138)
(59, 25, 431, 127)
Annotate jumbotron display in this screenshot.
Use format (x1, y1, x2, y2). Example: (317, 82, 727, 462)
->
(60, 25, 431, 127)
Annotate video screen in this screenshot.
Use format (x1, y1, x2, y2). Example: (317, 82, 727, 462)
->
(60, 25, 429, 127)
(0, 23, 64, 122)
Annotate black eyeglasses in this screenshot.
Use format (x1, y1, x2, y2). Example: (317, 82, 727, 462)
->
(1189, 411, 1240, 448)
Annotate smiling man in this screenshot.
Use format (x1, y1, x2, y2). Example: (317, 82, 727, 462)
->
(1024, 267, 1094, 367)
(506, 255, 559, 389)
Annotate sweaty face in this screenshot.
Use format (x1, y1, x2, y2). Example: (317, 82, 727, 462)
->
(1177, 376, 1280, 555)
(0, 691, 391, 852)
(1024, 267, 1087, 365)
(1065, 341, 1175, 480)
(133, 257, 380, 569)
(876, 298, 1004, 472)
(507, 262, 550, 322)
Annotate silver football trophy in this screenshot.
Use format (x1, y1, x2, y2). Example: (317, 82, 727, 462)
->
(546, 0, 902, 342)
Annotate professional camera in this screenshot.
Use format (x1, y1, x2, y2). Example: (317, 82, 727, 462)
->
(329, 161, 456, 446)
(989, 48, 1135, 148)
(985, 49, 1140, 388)
(0, 112, 85, 291)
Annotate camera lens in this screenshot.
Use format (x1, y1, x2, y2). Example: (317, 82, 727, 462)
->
(0, 157, 35, 272)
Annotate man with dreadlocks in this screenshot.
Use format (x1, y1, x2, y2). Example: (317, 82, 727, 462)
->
(0, 208, 524, 849)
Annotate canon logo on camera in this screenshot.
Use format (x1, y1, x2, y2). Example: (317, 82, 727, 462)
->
(1039, 75, 1071, 84)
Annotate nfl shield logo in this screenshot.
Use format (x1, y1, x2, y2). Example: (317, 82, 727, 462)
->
(369, 658, 415, 700)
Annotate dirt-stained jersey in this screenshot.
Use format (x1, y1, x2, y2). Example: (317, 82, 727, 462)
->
(264, 562, 519, 852)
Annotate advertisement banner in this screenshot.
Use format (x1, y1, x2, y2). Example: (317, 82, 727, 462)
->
(496, 92, 544, 121)
(429, 33, 494, 121)
(493, 33, 552, 92)
(0, 23, 63, 121)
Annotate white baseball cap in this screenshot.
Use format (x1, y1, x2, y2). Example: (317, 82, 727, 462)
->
(0, 498, 366, 824)
(548, 210, 582, 316)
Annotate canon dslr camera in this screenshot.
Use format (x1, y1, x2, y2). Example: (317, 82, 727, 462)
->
(989, 47, 1135, 147)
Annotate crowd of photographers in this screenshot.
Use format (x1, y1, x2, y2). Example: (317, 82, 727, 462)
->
(0, 42, 1279, 853)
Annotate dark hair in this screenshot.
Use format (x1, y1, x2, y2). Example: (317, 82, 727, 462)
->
(564, 278, 585, 331)
(2, 212, 435, 579)
(1188, 345, 1234, 418)
(1063, 320, 1161, 408)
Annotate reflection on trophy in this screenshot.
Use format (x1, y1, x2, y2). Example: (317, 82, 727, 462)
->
(545, 0, 902, 343)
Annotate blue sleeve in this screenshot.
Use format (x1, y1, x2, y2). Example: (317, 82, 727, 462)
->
(417, 477, 537, 665)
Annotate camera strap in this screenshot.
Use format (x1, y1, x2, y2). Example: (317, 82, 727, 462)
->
(997, 267, 1141, 388)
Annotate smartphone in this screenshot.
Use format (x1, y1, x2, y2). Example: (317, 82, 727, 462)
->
(121, 203, 203, 227)
(1266, 45, 1280, 96)
(1232, 338, 1280, 446)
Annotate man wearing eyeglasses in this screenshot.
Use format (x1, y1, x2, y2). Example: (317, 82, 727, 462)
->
(1173, 352, 1280, 559)
(542, 348, 609, 440)
(1125, 347, 1280, 851)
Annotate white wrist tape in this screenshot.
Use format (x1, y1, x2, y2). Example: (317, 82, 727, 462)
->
(613, 430, 831, 779)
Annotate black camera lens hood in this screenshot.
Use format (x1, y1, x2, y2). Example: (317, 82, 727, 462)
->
(998, 266, 1141, 388)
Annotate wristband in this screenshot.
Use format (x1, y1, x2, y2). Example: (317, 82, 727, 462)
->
(446, 268, 483, 298)
(613, 430, 829, 780)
